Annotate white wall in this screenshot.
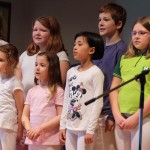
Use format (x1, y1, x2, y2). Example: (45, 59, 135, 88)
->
(5, 0, 150, 64)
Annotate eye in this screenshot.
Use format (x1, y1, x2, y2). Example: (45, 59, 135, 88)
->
(33, 28, 37, 31)
(98, 18, 101, 21)
(139, 31, 146, 35)
(131, 31, 136, 36)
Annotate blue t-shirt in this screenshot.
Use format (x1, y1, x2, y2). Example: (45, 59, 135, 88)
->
(93, 40, 127, 121)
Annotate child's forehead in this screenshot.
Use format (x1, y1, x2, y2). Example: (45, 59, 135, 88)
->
(0, 51, 6, 57)
(75, 36, 87, 42)
(99, 12, 112, 18)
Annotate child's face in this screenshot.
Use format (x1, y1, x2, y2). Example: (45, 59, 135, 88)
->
(98, 12, 119, 37)
(0, 51, 8, 77)
(73, 36, 94, 62)
(35, 55, 49, 84)
(32, 21, 50, 49)
(132, 23, 150, 51)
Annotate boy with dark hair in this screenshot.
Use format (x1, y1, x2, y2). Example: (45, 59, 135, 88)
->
(93, 2, 127, 150)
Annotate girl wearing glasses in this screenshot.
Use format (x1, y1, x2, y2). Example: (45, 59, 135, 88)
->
(110, 16, 150, 150)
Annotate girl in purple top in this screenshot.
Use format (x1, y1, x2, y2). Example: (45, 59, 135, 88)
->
(22, 51, 64, 150)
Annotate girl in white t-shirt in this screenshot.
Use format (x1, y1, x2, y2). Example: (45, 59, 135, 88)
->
(0, 44, 24, 150)
(16, 16, 70, 96)
(60, 31, 104, 150)
(22, 51, 64, 150)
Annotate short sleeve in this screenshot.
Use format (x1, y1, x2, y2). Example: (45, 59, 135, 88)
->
(113, 57, 122, 78)
(53, 86, 64, 106)
(12, 77, 24, 93)
(24, 88, 33, 104)
(19, 51, 27, 63)
(57, 51, 69, 62)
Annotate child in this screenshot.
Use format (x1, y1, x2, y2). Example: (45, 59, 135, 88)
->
(93, 3, 127, 150)
(22, 51, 64, 150)
(110, 16, 150, 150)
(16, 16, 70, 96)
(60, 31, 104, 150)
(0, 44, 24, 149)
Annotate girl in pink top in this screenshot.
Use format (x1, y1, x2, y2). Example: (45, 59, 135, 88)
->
(22, 51, 64, 150)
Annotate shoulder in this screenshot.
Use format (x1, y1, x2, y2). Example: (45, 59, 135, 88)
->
(91, 65, 104, 76)
(57, 51, 69, 62)
(19, 51, 28, 60)
(68, 65, 78, 74)
(116, 40, 127, 50)
(28, 85, 38, 93)
(56, 86, 64, 93)
(11, 76, 24, 91)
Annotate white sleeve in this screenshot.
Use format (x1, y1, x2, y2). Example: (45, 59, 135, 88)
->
(60, 69, 70, 129)
(57, 51, 69, 62)
(86, 68, 104, 134)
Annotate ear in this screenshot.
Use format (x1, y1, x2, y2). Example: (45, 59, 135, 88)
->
(89, 47, 95, 55)
(116, 21, 123, 30)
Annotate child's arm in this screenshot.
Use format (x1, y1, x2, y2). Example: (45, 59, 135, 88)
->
(14, 89, 24, 142)
(40, 104, 63, 131)
(15, 62, 22, 80)
(27, 105, 63, 140)
(59, 60, 70, 86)
(123, 96, 150, 130)
(85, 69, 104, 144)
(109, 77, 126, 129)
(22, 104, 31, 131)
(59, 129, 66, 144)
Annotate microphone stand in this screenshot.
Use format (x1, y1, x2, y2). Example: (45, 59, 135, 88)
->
(85, 70, 149, 150)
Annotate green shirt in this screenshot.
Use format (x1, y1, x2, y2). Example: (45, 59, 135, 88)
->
(114, 54, 150, 115)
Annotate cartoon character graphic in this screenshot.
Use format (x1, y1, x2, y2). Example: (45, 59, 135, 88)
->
(67, 82, 86, 121)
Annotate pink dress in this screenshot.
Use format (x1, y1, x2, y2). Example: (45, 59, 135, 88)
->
(25, 85, 64, 145)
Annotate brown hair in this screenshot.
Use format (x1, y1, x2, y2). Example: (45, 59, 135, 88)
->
(34, 51, 63, 99)
(27, 16, 66, 56)
(0, 43, 19, 68)
(99, 3, 127, 33)
(125, 16, 150, 58)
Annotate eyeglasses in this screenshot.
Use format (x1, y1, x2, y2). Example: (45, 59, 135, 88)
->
(131, 31, 150, 37)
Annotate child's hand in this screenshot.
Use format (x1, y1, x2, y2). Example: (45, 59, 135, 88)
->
(59, 129, 66, 144)
(123, 115, 139, 131)
(84, 133, 94, 144)
(16, 131, 23, 144)
(114, 114, 126, 129)
(105, 119, 115, 132)
(26, 127, 41, 140)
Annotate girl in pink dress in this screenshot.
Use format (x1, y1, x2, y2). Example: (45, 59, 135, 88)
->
(22, 51, 64, 150)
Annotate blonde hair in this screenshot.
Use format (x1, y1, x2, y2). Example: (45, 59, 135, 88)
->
(125, 16, 150, 58)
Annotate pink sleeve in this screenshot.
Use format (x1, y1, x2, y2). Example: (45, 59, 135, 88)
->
(24, 88, 33, 104)
(53, 87, 64, 106)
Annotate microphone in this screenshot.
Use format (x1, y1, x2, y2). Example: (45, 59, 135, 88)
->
(135, 68, 150, 80)
(85, 68, 150, 106)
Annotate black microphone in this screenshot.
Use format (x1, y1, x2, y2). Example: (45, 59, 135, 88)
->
(135, 69, 150, 81)
(85, 68, 150, 106)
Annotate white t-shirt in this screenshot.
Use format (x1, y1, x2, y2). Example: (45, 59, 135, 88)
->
(60, 65, 104, 134)
(0, 76, 24, 132)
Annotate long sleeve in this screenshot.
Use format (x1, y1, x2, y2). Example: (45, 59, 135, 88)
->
(60, 70, 70, 129)
(86, 68, 104, 134)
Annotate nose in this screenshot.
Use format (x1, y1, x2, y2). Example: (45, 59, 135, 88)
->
(35, 65, 40, 71)
(35, 30, 40, 35)
(73, 44, 77, 50)
(98, 19, 103, 26)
